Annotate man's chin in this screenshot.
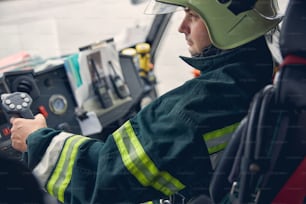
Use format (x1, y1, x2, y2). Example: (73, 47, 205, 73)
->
(188, 48, 195, 56)
(189, 49, 200, 57)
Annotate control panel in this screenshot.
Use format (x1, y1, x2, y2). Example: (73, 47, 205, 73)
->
(0, 65, 81, 159)
(0, 54, 157, 159)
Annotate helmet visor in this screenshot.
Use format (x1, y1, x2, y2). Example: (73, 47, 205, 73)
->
(144, 0, 183, 14)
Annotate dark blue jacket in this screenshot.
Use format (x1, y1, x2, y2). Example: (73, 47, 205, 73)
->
(27, 37, 273, 203)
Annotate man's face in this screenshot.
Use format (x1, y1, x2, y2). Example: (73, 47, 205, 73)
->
(178, 8, 212, 56)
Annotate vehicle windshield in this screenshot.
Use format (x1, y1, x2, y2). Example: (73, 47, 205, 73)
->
(0, 0, 154, 68)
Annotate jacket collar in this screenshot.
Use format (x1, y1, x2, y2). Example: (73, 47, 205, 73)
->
(179, 48, 240, 72)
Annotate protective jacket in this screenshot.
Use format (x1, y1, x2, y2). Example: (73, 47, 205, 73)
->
(26, 37, 273, 204)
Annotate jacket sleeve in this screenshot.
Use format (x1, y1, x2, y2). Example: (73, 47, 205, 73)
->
(26, 92, 215, 204)
(26, 128, 61, 170)
(26, 119, 212, 204)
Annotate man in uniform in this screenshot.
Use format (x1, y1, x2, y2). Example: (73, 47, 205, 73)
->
(10, 0, 281, 203)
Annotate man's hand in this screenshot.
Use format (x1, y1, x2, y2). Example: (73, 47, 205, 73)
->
(10, 113, 47, 152)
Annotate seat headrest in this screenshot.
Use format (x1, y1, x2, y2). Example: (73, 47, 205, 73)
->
(280, 0, 306, 58)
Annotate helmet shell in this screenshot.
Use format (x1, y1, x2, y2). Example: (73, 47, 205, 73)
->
(157, 0, 282, 49)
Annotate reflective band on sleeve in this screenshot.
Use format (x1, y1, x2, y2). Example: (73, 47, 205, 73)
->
(113, 121, 185, 196)
(33, 132, 75, 187)
(141, 201, 154, 204)
(46, 135, 90, 203)
(203, 122, 239, 155)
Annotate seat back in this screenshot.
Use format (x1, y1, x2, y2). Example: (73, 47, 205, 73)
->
(209, 0, 306, 203)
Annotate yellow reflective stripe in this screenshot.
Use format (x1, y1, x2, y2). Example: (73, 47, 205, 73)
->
(203, 122, 239, 154)
(207, 142, 228, 154)
(33, 132, 74, 187)
(125, 123, 176, 195)
(157, 172, 184, 195)
(113, 130, 149, 185)
(47, 136, 76, 196)
(113, 121, 185, 196)
(58, 137, 89, 202)
(124, 122, 185, 195)
(46, 135, 89, 202)
(204, 122, 239, 141)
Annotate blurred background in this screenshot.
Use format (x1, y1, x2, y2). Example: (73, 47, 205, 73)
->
(0, 0, 289, 96)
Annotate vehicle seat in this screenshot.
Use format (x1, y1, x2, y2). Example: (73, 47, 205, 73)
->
(209, 0, 306, 203)
(0, 152, 45, 204)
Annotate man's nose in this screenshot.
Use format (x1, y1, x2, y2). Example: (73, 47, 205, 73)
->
(178, 19, 189, 34)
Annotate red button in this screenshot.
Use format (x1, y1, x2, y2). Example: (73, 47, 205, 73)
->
(38, 105, 48, 118)
(2, 128, 11, 136)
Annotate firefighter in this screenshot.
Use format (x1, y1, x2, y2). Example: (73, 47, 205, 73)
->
(10, 0, 282, 203)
